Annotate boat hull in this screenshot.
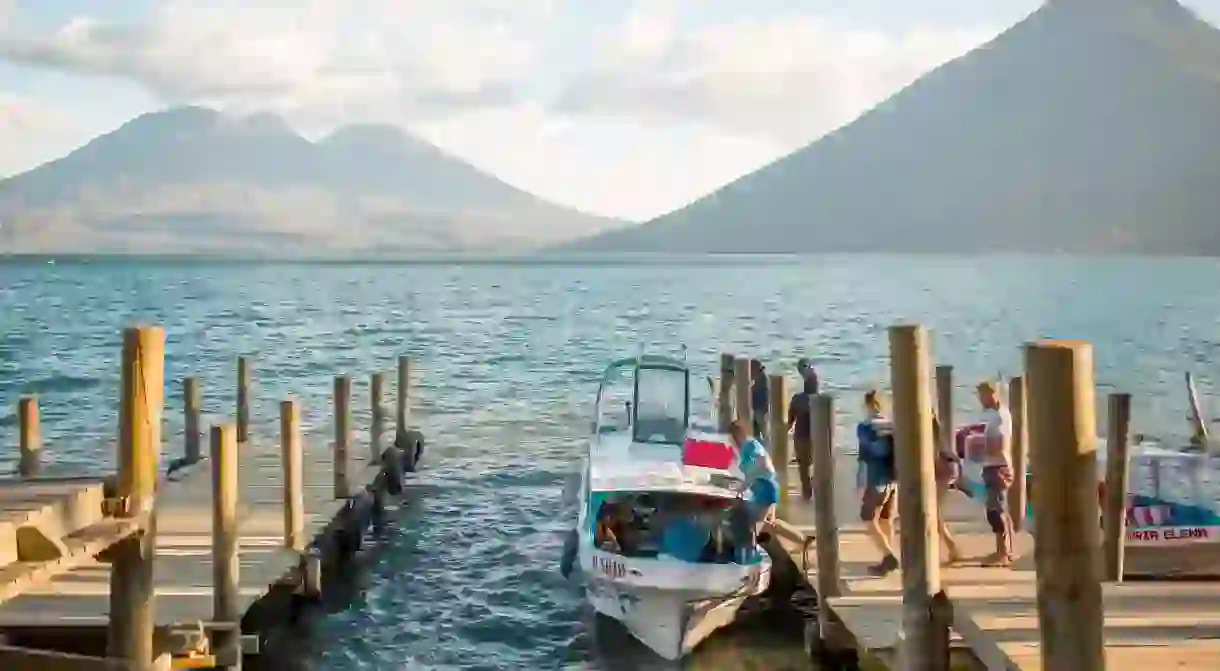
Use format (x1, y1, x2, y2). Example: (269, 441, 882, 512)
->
(584, 556, 771, 660)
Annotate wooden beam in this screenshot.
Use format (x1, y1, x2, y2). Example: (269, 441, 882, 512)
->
(211, 424, 240, 671)
(767, 374, 790, 507)
(733, 356, 752, 431)
(888, 324, 949, 670)
(0, 517, 143, 605)
(1025, 340, 1104, 671)
(717, 353, 734, 433)
(236, 358, 251, 444)
(1008, 376, 1029, 533)
(370, 372, 386, 461)
(280, 400, 305, 552)
(18, 396, 40, 478)
(183, 378, 202, 463)
(0, 645, 170, 671)
(334, 376, 352, 499)
(396, 356, 412, 431)
(810, 393, 848, 651)
(1103, 392, 1132, 582)
(108, 326, 164, 670)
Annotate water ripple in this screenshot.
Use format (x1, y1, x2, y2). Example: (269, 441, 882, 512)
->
(3, 255, 1220, 669)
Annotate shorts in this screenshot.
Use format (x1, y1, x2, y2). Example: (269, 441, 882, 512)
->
(982, 466, 1013, 513)
(860, 483, 897, 521)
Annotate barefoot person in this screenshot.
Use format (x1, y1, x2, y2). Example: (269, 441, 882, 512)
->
(786, 375, 817, 501)
(976, 380, 1015, 567)
(932, 414, 963, 565)
(857, 390, 898, 576)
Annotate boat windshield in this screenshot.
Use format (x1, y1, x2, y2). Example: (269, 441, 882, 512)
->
(633, 365, 689, 445)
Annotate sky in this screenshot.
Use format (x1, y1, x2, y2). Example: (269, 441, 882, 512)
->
(2, 0, 1220, 222)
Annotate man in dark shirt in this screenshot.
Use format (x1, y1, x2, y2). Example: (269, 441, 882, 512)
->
(796, 358, 819, 395)
(750, 359, 769, 441)
(786, 376, 817, 501)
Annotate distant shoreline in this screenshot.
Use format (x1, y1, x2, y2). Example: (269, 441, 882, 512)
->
(1, 251, 1216, 266)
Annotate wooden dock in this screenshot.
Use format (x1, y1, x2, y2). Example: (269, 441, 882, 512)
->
(720, 328, 1220, 671)
(0, 327, 427, 670)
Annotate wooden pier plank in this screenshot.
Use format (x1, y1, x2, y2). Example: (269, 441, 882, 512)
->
(776, 462, 1220, 670)
(0, 438, 382, 629)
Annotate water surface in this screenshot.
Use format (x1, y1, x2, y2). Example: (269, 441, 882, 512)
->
(2, 255, 1217, 669)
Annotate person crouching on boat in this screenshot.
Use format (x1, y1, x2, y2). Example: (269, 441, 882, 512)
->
(727, 420, 780, 562)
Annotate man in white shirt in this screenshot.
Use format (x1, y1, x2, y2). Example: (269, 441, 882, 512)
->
(977, 380, 1015, 567)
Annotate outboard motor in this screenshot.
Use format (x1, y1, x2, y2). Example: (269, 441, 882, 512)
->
(560, 528, 579, 579)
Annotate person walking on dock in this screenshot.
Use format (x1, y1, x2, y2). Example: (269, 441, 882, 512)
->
(796, 357, 819, 395)
(932, 413, 964, 565)
(786, 374, 817, 501)
(857, 390, 899, 576)
(750, 359, 769, 442)
(976, 380, 1015, 568)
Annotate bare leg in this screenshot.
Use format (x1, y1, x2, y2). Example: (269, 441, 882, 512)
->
(870, 516, 896, 558)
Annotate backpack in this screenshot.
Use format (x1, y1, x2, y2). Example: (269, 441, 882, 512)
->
(861, 421, 896, 479)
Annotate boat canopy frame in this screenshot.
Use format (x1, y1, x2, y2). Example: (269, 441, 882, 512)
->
(594, 354, 691, 446)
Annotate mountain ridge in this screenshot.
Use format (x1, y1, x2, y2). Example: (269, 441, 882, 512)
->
(564, 0, 1220, 255)
(0, 106, 623, 254)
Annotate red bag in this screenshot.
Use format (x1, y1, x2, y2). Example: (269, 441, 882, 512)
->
(683, 436, 735, 470)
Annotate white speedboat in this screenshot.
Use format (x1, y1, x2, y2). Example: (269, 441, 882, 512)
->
(567, 354, 772, 660)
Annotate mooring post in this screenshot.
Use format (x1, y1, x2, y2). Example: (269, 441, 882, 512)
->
(889, 324, 949, 670)
(211, 424, 240, 670)
(810, 394, 847, 650)
(1025, 340, 1104, 671)
(733, 356, 752, 432)
(108, 326, 164, 670)
(396, 356, 412, 433)
(1009, 376, 1029, 532)
(768, 374, 790, 507)
(718, 353, 735, 433)
(184, 377, 202, 463)
(934, 365, 953, 455)
(371, 372, 386, 461)
(1103, 392, 1132, 583)
(334, 376, 351, 499)
(280, 400, 305, 552)
(237, 357, 251, 444)
(17, 396, 40, 477)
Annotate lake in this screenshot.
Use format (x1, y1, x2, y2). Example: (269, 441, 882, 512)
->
(1, 254, 1218, 669)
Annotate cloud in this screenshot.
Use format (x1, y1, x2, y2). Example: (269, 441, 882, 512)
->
(0, 0, 1010, 217)
(0, 93, 84, 176)
(0, 0, 551, 123)
(552, 8, 1002, 144)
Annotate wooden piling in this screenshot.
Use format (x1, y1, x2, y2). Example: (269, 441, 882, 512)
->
(211, 424, 240, 670)
(888, 324, 948, 670)
(1009, 376, 1029, 532)
(108, 326, 164, 669)
(17, 396, 40, 477)
(371, 372, 386, 461)
(334, 376, 351, 499)
(718, 353, 735, 433)
(184, 377, 202, 463)
(1103, 392, 1132, 583)
(733, 356, 752, 431)
(934, 365, 953, 457)
(280, 400, 304, 552)
(237, 357, 251, 444)
(1025, 340, 1104, 671)
(396, 356, 411, 432)
(767, 374, 790, 507)
(810, 394, 846, 648)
